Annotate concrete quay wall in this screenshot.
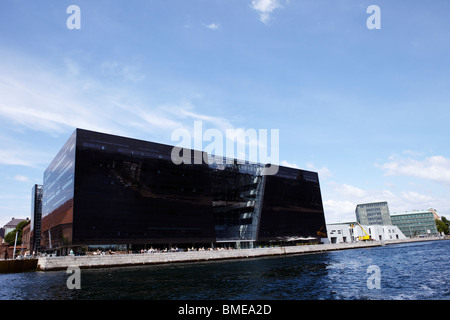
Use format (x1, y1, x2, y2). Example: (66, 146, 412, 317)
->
(37, 237, 445, 271)
(0, 259, 38, 273)
(36, 241, 381, 271)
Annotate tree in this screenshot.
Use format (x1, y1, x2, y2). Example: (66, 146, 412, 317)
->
(442, 216, 449, 234)
(442, 216, 449, 228)
(4, 220, 29, 245)
(436, 216, 449, 235)
(4, 230, 19, 245)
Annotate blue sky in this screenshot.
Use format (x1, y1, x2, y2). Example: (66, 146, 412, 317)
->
(1, 0, 450, 228)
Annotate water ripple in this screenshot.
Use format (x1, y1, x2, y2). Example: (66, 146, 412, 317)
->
(1, 240, 449, 300)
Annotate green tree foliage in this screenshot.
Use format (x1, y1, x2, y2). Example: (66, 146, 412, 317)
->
(4, 220, 29, 245)
(436, 216, 449, 235)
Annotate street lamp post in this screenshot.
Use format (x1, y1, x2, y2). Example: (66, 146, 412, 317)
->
(12, 231, 18, 259)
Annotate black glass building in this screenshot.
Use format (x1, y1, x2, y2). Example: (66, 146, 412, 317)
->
(30, 184, 43, 253)
(40, 129, 327, 253)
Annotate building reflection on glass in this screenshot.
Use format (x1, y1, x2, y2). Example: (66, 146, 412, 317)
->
(38, 129, 327, 254)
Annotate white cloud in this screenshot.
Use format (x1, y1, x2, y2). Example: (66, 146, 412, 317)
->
(279, 161, 332, 181)
(305, 162, 332, 180)
(100, 60, 145, 82)
(327, 182, 397, 207)
(0, 56, 124, 135)
(402, 150, 425, 157)
(379, 154, 450, 184)
(250, 0, 282, 24)
(0, 50, 222, 139)
(13, 175, 29, 182)
(0, 49, 256, 165)
(174, 106, 234, 132)
(323, 199, 356, 223)
(0, 146, 50, 168)
(0, 149, 36, 167)
(280, 160, 300, 169)
(204, 23, 220, 30)
(321, 180, 445, 224)
(399, 191, 433, 204)
(337, 183, 369, 199)
(108, 98, 182, 130)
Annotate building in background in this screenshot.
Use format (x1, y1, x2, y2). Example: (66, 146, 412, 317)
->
(39, 128, 328, 254)
(327, 201, 407, 244)
(2, 218, 27, 238)
(327, 222, 406, 244)
(428, 208, 440, 220)
(355, 201, 392, 225)
(391, 210, 440, 238)
(30, 184, 43, 253)
(0, 218, 30, 259)
(21, 220, 31, 255)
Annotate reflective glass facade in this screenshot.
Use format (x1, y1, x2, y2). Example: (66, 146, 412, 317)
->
(257, 166, 327, 242)
(40, 129, 328, 251)
(209, 156, 266, 244)
(391, 211, 439, 237)
(30, 184, 43, 252)
(41, 131, 76, 250)
(72, 129, 214, 246)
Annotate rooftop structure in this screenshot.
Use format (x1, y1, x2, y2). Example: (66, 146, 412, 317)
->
(3, 218, 28, 237)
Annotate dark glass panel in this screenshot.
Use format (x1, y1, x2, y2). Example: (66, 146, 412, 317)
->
(209, 158, 264, 242)
(257, 166, 327, 242)
(72, 129, 215, 245)
(39, 129, 329, 250)
(30, 184, 43, 252)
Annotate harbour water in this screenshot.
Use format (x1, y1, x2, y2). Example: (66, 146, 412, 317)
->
(1, 240, 449, 300)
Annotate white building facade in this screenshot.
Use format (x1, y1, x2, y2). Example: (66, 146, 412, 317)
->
(327, 222, 406, 244)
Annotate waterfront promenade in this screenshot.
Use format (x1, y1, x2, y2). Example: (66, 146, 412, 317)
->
(36, 237, 445, 271)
